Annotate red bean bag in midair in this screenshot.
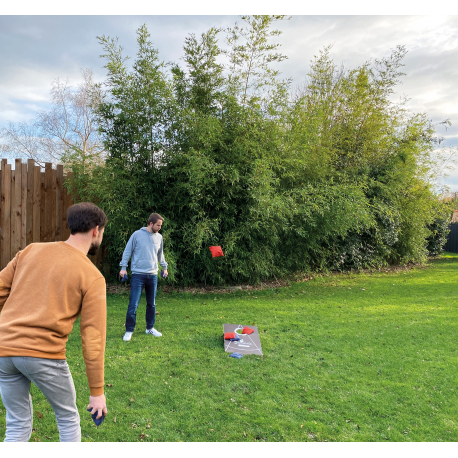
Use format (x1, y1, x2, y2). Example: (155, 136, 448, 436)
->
(209, 246, 224, 257)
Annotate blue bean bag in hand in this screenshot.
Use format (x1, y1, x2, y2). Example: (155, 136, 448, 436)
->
(87, 408, 105, 426)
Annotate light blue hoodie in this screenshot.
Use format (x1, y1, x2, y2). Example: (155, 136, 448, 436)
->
(120, 227, 168, 275)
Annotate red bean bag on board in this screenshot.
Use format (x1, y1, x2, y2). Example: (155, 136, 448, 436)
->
(242, 327, 254, 335)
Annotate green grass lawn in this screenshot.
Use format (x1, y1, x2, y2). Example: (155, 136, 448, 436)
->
(1, 254, 458, 442)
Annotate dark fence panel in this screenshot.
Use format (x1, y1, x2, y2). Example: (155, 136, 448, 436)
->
(444, 223, 458, 253)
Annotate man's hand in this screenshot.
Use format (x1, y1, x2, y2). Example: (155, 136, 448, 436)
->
(119, 269, 127, 278)
(163, 269, 168, 277)
(88, 394, 107, 420)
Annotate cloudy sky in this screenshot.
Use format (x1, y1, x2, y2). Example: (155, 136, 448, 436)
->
(1, 7, 458, 190)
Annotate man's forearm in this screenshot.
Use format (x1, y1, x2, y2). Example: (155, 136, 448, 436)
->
(158, 242, 167, 269)
(119, 235, 134, 268)
(80, 277, 107, 397)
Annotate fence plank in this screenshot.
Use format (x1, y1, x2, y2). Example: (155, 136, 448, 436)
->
(62, 181, 69, 240)
(51, 168, 57, 241)
(33, 165, 41, 243)
(26, 159, 34, 245)
(64, 172, 74, 239)
(21, 163, 27, 249)
(0, 159, 5, 269)
(10, 170, 15, 261)
(11, 159, 22, 257)
(45, 163, 53, 243)
(40, 170, 45, 243)
(56, 164, 64, 241)
(1, 163, 11, 268)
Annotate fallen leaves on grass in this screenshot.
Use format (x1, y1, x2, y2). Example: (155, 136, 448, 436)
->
(35, 411, 43, 418)
(130, 398, 134, 402)
(106, 384, 113, 387)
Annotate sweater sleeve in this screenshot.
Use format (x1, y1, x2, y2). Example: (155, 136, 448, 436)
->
(119, 233, 135, 269)
(80, 276, 107, 396)
(157, 237, 168, 270)
(0, 251, 21, 312)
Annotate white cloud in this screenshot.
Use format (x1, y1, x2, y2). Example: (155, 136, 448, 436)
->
(1, 14, 458, 186)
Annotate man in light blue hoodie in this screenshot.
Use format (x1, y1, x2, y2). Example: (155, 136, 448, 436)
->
(119, 213, 168, 341)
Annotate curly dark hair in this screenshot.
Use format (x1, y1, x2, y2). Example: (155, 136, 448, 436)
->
(67, 202, 107, 235)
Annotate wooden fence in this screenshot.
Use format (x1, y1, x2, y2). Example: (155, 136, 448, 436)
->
(0, 158, 96, 271)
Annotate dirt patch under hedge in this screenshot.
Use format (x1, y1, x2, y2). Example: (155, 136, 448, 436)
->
(106, 261, 429, 295)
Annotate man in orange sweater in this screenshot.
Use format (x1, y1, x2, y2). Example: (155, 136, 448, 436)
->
(0, 202, 108, 442)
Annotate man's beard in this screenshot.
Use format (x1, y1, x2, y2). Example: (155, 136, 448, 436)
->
(88, 242, 101, 256)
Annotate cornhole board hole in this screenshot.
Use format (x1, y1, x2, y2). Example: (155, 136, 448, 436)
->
(223, 323, 263, 356)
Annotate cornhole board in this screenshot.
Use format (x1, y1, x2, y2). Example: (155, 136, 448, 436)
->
(223, 323, 263, 356)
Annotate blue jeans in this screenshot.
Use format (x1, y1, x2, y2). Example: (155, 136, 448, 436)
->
(0, 356, 80, 442)
(125, 274, 158, 332)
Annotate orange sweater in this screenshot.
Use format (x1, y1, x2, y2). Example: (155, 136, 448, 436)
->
(0, 242, 106, 396)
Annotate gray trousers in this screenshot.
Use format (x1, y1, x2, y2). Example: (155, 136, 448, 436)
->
(0, 356, 81, 442)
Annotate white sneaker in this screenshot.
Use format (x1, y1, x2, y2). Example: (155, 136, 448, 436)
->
(123, 332, 133, 341)
(146, 328, 162, 337)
